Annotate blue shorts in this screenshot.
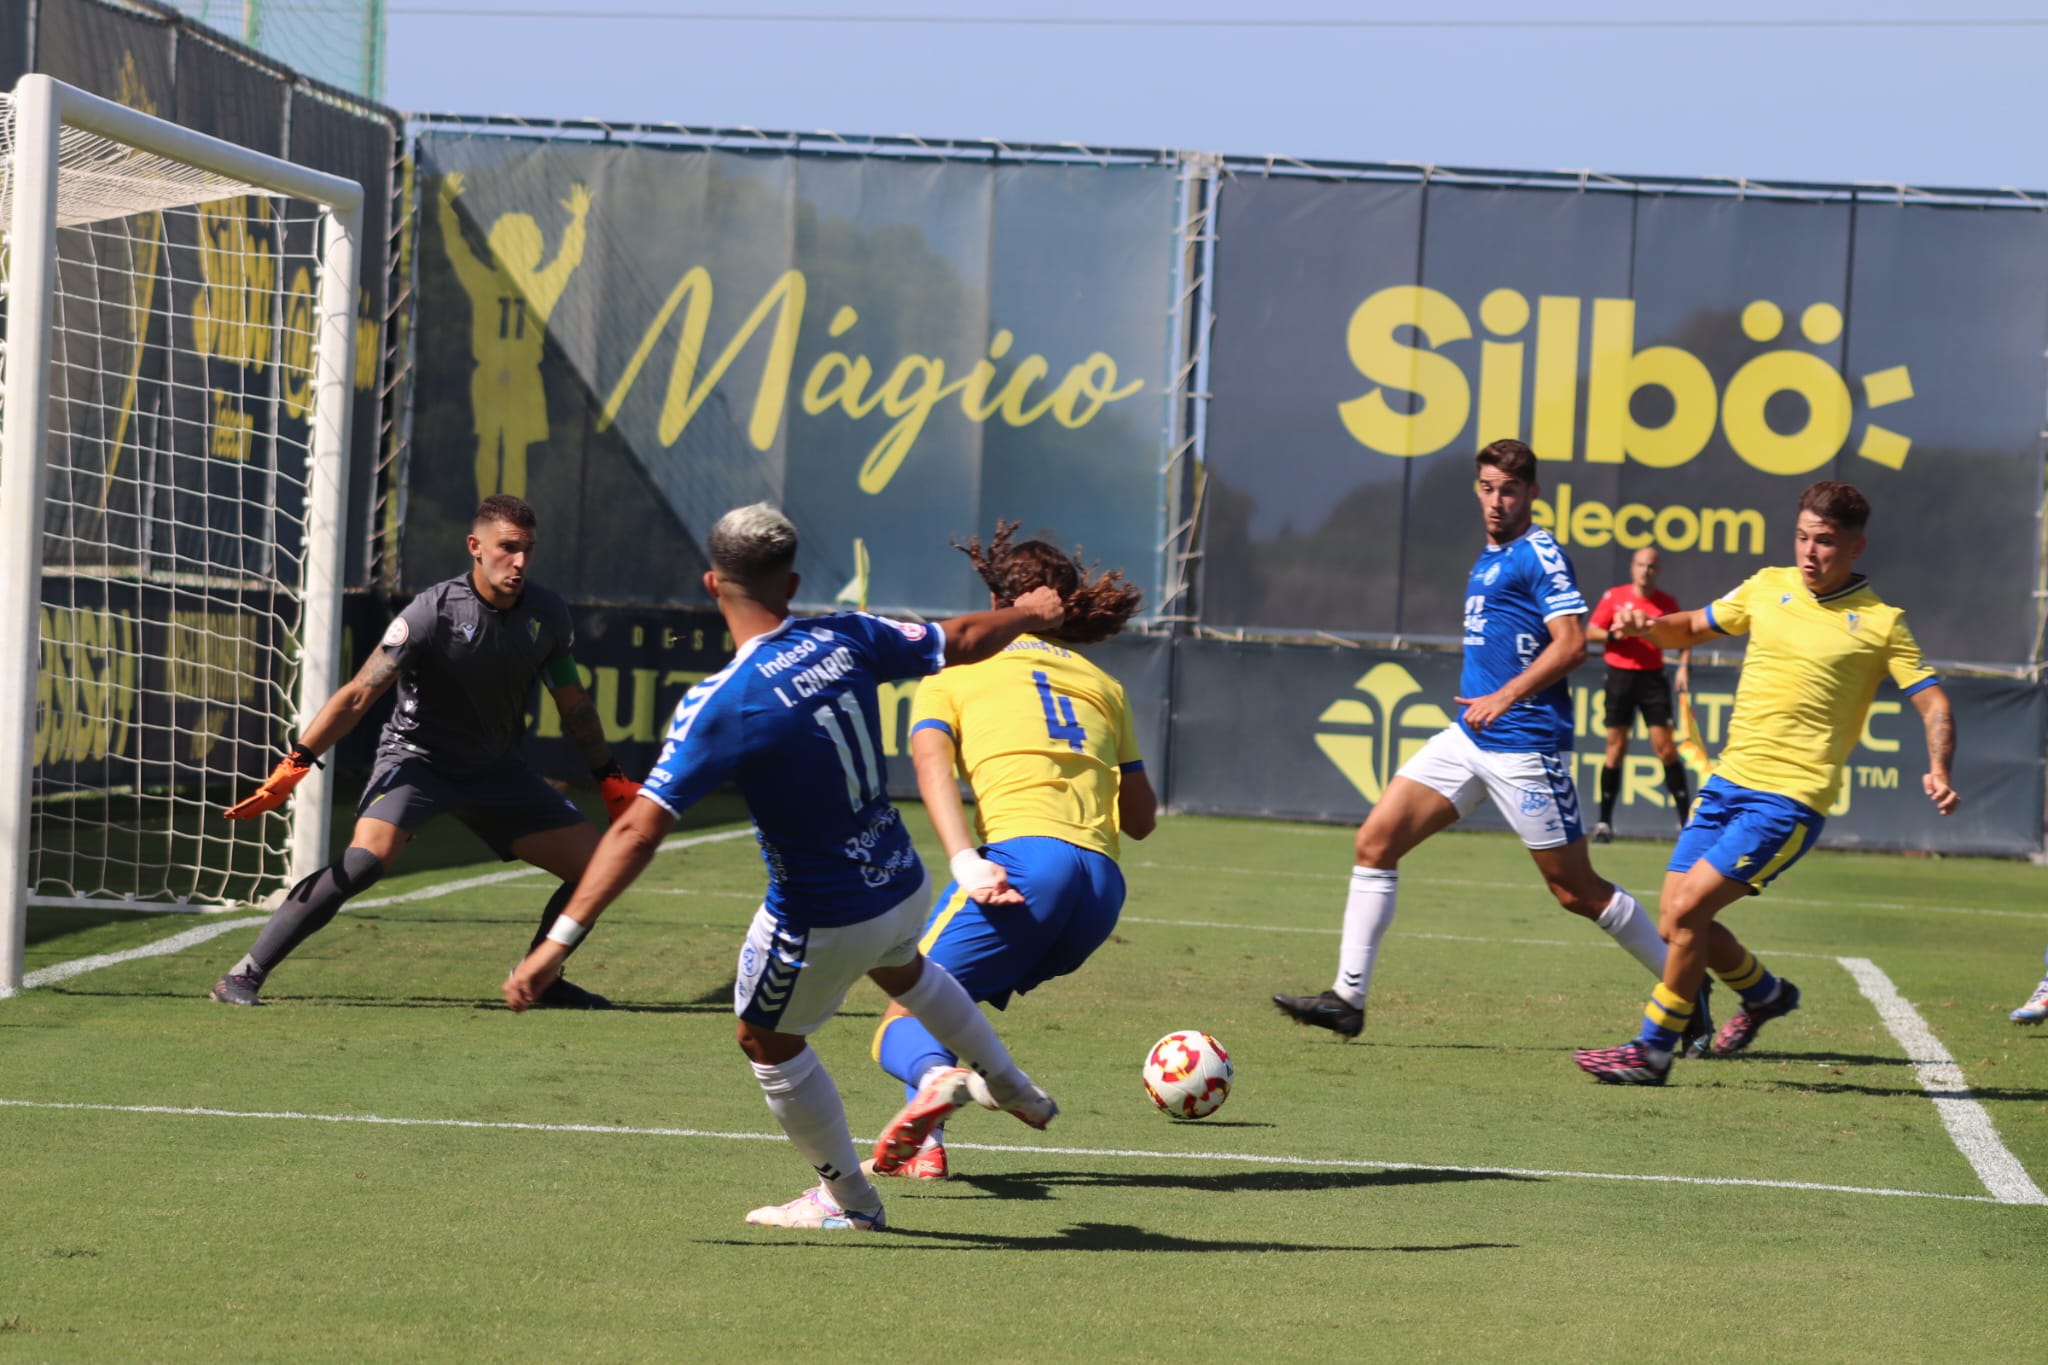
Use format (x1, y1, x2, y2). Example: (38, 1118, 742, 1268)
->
(920, 836, 1126, 1010)
(1667, 775, 1825, 893)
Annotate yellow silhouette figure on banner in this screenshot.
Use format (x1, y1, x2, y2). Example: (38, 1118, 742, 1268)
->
(438, 169, 591, 500)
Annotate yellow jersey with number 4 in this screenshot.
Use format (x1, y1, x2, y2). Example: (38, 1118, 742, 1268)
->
(910, 634, 1143, 860)
(1705, 566, 1937, 813)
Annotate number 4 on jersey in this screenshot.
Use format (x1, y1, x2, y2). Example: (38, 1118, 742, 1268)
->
(1034, 670, 1086, 752)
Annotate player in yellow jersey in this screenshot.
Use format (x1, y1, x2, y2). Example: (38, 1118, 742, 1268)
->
(1573, 482, 1959, 1085)
(869, 524, 1157, 1178)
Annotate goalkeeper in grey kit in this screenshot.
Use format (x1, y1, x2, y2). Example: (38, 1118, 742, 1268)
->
(208, 495, 640, 1007)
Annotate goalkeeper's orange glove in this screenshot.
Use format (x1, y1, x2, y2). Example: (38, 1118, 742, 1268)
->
(224, 746, 320, 820)
(594, 761, 641, 823)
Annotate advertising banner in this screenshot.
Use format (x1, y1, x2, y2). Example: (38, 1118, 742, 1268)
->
(1202, 174, 2048, 666)
(25, 0, 396, 587)
(1168, 638, 2045, 857)
(34, 575, 288, 797)
(406, 133, 1181, 616)
(336, 593, 1173, 826)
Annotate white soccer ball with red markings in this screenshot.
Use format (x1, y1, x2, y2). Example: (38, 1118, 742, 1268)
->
(1142, 1029, 1233, 1120)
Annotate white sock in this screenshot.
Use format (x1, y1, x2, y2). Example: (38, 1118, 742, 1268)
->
(1334, 867, 1398, 1009)
(892, 960, 1031, 1104)
(1596, 886, 1667, 978)
(750, 1048, 877, 1215)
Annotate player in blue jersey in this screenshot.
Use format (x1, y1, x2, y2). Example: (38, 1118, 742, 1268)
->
(503, 503, 1066, 1231)
(1274, 439, 1696, 1045)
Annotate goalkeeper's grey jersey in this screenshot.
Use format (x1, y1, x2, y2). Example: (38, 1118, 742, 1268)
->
(372, 572, 575, 774)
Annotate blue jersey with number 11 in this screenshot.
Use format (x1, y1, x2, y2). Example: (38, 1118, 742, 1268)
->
(1458, 526, 1587, 753)
(640, 612, 947, 929)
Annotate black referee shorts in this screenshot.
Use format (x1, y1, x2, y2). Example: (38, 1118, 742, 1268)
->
(1602, 666, 1674, 732)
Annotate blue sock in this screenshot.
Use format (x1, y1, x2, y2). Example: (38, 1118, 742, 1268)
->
(1717, 950, 1780, 1006)
(874, 1013, 954, 1100)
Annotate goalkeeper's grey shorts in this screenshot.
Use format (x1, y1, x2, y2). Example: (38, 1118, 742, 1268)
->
(358, 752, 586, 859)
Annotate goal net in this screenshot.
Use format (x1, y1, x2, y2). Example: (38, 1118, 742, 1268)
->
(0, 76, 362, 991)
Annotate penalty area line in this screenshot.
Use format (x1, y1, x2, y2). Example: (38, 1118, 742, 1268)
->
(9, 917, 270, 996)
(1118, 914, 1843, 962)
(0, 1096, 1998, 1206)
(6, 825, 757, 998)
(1837, 956, 2048, 1206)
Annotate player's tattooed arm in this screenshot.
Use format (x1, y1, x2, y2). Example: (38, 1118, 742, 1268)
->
(291, 646, 406, 758)
(1910, 684, 1960, 816)
(549, 684, 615, 773)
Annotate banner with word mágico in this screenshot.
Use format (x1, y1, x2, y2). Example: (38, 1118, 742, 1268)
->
(1201, 175, 2048, 666)
(406, 133, 1181, 615)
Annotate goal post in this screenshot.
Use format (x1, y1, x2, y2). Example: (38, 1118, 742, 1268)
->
(0, 75, 363, 993)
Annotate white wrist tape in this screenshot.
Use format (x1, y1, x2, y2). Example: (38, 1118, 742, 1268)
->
(545, 916, 590, 947)
(950, 847, 999, 891)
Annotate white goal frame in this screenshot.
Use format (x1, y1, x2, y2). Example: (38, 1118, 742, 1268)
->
(0, 75, 362, 992)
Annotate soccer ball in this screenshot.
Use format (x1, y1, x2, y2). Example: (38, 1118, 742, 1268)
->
(1142, 1030, 1233, 1120)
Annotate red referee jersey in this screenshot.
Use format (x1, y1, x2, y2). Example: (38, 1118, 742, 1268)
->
(1590, 584, 1679, 671)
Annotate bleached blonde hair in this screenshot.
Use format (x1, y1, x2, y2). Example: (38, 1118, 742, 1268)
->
(708, 502, 799, 597)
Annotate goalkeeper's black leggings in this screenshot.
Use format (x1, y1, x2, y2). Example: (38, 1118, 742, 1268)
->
(242, 846, 387, 976)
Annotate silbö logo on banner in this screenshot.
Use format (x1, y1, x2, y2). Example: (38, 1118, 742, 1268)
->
(1337, 286, 1916, 556)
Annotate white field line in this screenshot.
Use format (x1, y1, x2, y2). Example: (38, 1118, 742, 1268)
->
(1119, 915, 1844, 962)
(7, 917, 270, 997)
(1132, 860, 2048, 922)
(7, 826, 758, 998)
(1836, 957, 2048, 1206)
(348, 826, 756, 909)
(0, 1096, 1998, 1206)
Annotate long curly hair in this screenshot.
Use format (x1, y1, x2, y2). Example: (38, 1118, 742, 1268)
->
(953, 520, 1143, 646)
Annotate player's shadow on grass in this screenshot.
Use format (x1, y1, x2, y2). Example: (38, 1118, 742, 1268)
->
(945, 1166, 1535, 1202)
(719, 1222, 1516, 1254)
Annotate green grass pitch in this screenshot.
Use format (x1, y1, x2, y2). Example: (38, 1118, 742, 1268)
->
(4, 795, 2045, 1359)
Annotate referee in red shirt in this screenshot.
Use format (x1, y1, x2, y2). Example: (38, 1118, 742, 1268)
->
(1586, 547, 1693, 842)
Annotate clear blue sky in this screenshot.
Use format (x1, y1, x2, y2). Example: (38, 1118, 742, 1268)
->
(386, 1, 2048, 192)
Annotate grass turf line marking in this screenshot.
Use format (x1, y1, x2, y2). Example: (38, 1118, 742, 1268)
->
(1118, 915, 1842, 962)
(347, 826, 756, 909)
(0, 1097, 1997, 1206)
(1836, 956, 2048, 1206)
(9, 826, 759, 998)
(2, 917, 270, 997)
(1133, 860, 2048, 922)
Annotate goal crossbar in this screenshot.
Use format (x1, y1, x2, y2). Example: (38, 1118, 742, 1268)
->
(0, 75, 364, 993)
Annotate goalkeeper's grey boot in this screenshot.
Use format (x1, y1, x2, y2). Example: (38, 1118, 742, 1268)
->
(209, 971, 264, 1007)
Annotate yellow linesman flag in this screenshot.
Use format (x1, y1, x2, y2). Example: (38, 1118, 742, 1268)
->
(834, 537, 871, 612)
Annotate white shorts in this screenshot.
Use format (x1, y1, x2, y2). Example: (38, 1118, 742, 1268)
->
(733, 873, 926, 1036)
(1396, 725, 1584, 850)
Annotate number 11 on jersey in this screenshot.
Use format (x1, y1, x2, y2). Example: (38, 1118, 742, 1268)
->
(814, 693, 882, 808)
